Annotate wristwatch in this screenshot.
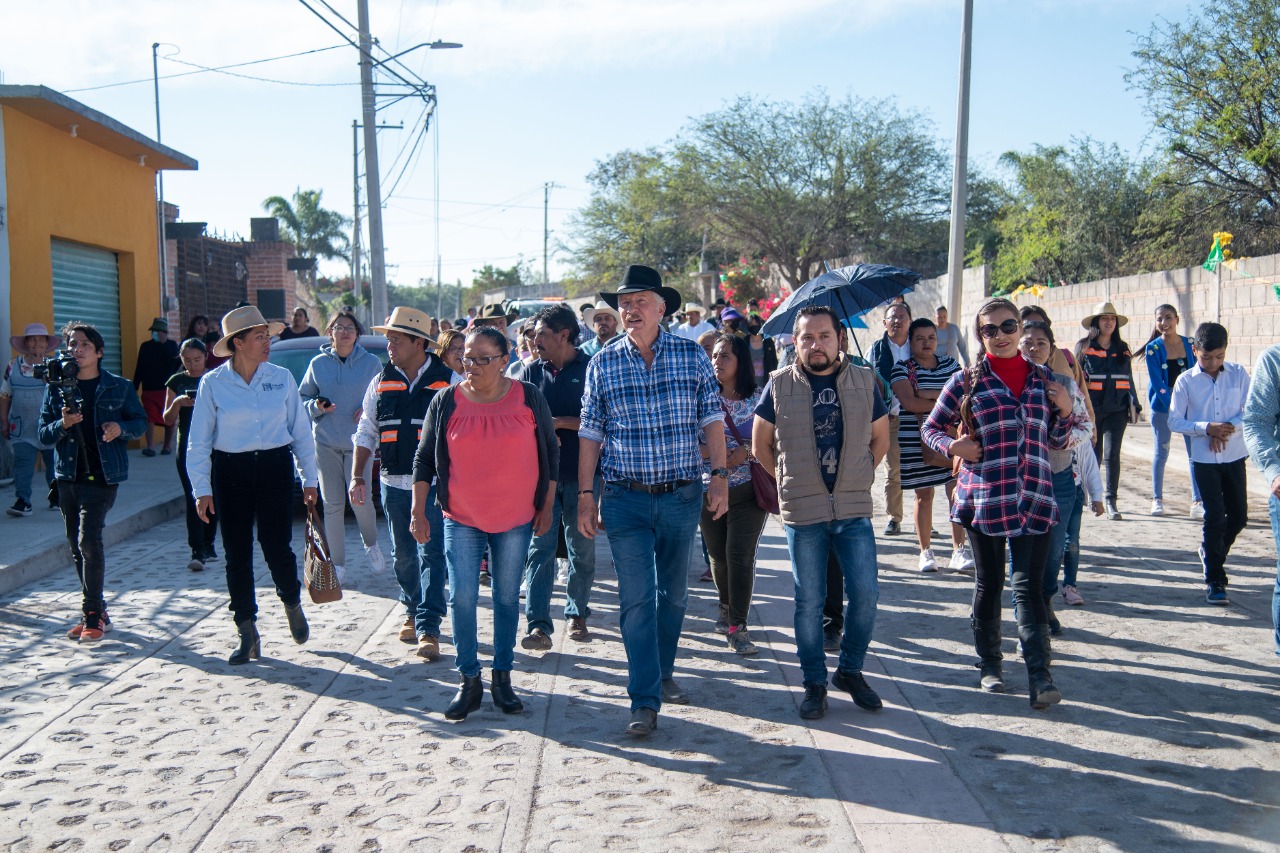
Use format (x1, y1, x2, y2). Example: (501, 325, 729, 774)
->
(710, 467, 730, 479)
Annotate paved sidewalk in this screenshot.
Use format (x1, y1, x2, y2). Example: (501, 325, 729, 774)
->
(0, 453, 1277, 851)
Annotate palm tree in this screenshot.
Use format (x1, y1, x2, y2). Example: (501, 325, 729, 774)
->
(262, 189, 351, 315)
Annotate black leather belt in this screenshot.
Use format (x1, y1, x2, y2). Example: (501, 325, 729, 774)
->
(611, 479, 696, 494)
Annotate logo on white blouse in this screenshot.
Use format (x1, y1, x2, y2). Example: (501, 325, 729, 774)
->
(261, 382, 286, 391)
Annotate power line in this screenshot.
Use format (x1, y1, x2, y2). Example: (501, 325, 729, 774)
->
(162, 55, 360, 87)
(65, 43, 348, 93)
(392, 194, 579, 212)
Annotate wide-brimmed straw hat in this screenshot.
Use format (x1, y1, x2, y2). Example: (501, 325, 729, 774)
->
(583, 300, 621, 327)
(684, 302, 706, 315)
(598, 265, 682, 318)
(213, 306, 286, 358)
(1080, 301, 1129, 330)
(10, 323, 61, 356)
(372, 306, 438, 345)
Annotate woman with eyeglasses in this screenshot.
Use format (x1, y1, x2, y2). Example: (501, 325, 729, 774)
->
(921, 298, 1079, 710)
(411, 326, 559, 721)
(299, 311, 386, 580)
(436, 328, 466, 385)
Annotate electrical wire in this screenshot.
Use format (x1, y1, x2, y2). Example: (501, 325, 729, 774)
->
(161, 55, 360, 87)
(65, 43, 348, 93)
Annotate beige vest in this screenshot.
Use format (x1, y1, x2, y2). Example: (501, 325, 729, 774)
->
(772, 361, 877, 526)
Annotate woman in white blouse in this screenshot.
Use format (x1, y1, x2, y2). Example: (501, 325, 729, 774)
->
(186, 306, 320, 665)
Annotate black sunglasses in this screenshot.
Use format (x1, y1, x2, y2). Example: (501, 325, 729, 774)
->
(979, 319, 1021, 339)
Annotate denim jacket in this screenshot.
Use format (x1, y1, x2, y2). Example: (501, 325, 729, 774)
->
(1144, 335, 1196, 414)
(38, 370, 148, 484)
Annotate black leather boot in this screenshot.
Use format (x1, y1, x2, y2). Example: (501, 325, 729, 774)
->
(1019, 623, 1062, 710)
(971, 617, 1004, 692)
(229, 619, 260, 665)
(445, 673, 484, 721)
(284, 602, 309, 645)
(490, 669, 523, 714)
(1044, 597, 1062, 636)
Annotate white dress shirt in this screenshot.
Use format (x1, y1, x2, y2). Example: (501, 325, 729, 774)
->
(1168, 362, 1251, 464)
(673, 320, 715, 341)
(185, 360, 319, 498)
(353, 358, 434, 491)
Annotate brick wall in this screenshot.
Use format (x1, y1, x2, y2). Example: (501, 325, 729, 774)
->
(174, 235, 250, 333)
(244, 242, 297, 323)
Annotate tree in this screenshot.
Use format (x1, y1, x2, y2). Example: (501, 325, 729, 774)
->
(671, 92, 951, 288)
(1128, 0, 1280, 239)
(262, 188, 352, 314)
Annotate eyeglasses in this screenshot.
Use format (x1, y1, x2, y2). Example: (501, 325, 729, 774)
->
(331, 325, 357, 334)
(460, 355, 502, 367)
(979, 319, 1021, 339)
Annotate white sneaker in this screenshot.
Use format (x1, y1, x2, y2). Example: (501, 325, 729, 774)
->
(948, 545, 975, 572)
(1190, 501, 1205, 520)
(918, 549, 938, 573)
(1151, 499, 1165, 516)
(334, 564, 347, 584)
(365, 545, 386, 574)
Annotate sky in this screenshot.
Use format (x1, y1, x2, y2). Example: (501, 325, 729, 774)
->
(2, 0, 1193, 293)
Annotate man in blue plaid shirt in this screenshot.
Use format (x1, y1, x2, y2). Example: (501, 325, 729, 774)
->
(579, 265, 728, 737)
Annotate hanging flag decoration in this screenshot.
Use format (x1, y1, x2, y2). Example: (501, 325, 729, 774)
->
(1203, 231, 1233, 271)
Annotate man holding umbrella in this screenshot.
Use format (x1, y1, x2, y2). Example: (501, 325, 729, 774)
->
(578, 264, 728, 736)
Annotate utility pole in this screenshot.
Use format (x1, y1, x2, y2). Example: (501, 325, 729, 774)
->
(351, 120, 361, 304)
(435, 105, 443, 320)
(946, 0, 974, 320)
(151, 43, 168, 319)
(543, 181, 561, 286)
(357, 0, 388, 325)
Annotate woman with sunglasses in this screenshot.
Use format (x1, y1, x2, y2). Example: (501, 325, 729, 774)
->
(411, 326, 559, 721)
(921, 298, 1078, 710)
(299, 311, 386, 580)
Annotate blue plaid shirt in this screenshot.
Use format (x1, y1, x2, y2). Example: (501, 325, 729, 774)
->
(580, 330, 724, 484)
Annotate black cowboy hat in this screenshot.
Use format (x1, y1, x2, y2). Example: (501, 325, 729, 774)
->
(598, 264, 682, 318)
(475, 303, 519, 324)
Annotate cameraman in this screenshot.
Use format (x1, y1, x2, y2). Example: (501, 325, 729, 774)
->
(38, 322, 147, 644)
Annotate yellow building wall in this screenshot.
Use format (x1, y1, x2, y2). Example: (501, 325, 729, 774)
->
(4, 106, 161, 379)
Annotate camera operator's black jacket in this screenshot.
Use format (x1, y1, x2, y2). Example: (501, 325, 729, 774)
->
(38, 370, 148, 485)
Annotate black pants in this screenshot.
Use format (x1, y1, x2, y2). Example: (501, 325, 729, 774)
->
(1094, 409, 1128, 502)
(968, 527, 1051, 625)
(58, 481, 119, 616)
(699, 481, 768, 627)
(177, 450, 218, 553)
(213, 447, 301, 624)
(824, 550, 843, 632)
(1193, 458, 1248, 586)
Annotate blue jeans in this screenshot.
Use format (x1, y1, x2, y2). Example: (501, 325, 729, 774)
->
(599, 481, 703, 712)
(12, 443, 54, 504)
(784, 517, 879, 686)
(1063, 484, 1084, 588)
(1269, 496, 1280, 655)
(382, 484, 447, 637)
(445, 518, 532, 677)
(523, 479, 599, 634)
(1151, 411, 1201, 503)
(1042, 468, 1078, 598)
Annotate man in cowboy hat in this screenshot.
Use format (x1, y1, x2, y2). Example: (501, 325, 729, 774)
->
(133, 318, 179, 457)
(673, 302, 715, 342)
(474, 303, 521, 370)
(579, 301, 621, 358)
(351, 307, 455, 660)
(578, 264, 729, 736)
(2, 322, 62, 515)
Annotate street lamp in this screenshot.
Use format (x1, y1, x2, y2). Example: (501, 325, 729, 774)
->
(372, 40, 463, 69)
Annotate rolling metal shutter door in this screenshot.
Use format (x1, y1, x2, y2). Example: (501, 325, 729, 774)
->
(51, 239, 123, 374)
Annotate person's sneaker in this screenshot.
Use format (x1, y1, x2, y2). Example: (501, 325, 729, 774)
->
(479, 556, 491, 587)
(1062, 585, 1085, 606)
(398, 618, 418, 643)
(699, 566, 713, 583)
(1151, 499, 1165, 516)
(1190, 501, 1206, 520)
(948, 545, 976, 573)
(714, 604, 730, 635)
(568, 617, 590, 641)
(799, 683, 828, 719)
(883, 519, 901, 536)
(727, 626, 758, 656)
(334, 564, 347, 585)
(1105, 500, 1122, 520)
(68, 610, 110, 640)
(6, 498, 32, 518)
(918, 549, 937, 573)
(1206, 584, 1230, 605)
(823, 626, 842, 652)
(365, 545, 387, 574)
(187, 550, 205, 572)
(79, 611, 108, 644)
(202, 545, 219, 563)
(832, 668, 883, 711)
(521, 627, 553, 651)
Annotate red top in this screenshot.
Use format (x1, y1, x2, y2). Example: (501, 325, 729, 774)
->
(986, 352, 1030, 398)
(445, 382, 539, 533)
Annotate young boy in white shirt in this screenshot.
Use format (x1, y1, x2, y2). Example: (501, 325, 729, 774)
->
(1169, 322, 1251, 605)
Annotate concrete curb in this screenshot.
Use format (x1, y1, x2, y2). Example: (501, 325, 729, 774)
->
(0, 494, 183, 597)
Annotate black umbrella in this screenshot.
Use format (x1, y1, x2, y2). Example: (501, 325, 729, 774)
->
(760, 263, 922, 340)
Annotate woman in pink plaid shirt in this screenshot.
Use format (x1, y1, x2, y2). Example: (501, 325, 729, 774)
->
(921, 297, 1079, 711)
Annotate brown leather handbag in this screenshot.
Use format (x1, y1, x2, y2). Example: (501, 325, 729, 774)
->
(721, 403, 780, 514)
(906, 361, 957, 469)
(303, 506, 343, 604)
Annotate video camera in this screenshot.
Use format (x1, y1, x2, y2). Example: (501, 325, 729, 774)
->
(32, 350, 82, 413)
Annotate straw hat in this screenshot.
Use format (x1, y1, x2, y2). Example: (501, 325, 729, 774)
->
(582, 300, 621, 327)
(684, 302, 706, 315)
(10, 323, 61, 356)
(213, 305, 286, 358)
(372, 306, 437, 345)
(1080, 301, 1129, 330)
